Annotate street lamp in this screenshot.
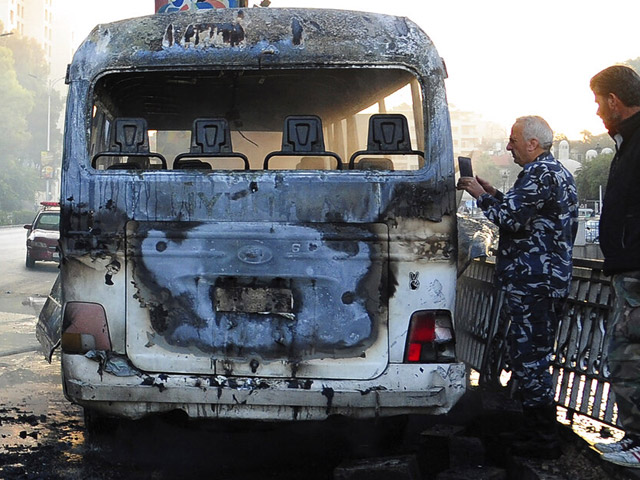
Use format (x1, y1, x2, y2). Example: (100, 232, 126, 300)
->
(29, 74, 65, 152)
(46, 76, 65, 152)
(501, 169, 510, 192)
(29, 74, 65, 200)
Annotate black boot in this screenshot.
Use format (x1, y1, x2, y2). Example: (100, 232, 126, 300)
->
(498, 410, 537, 443)
(509, 405, 562, 459)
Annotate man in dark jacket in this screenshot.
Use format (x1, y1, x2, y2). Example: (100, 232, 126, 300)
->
(457, 116, 578, 459)
(590, 65, 640, 468)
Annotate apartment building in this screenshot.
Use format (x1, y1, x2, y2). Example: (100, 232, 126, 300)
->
(0, 0, 52, 58)
(0, 0, 73, 80)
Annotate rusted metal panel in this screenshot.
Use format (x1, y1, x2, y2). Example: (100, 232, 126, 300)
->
(214, 287, 294, 314)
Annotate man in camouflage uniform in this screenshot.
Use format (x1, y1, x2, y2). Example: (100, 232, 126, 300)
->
(457, 115, 578, 459)
(588, 65, 640, 469)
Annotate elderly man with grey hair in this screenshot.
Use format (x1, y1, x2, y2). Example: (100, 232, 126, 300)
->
(457, 116, 578, 459)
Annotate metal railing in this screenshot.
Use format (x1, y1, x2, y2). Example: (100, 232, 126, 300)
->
(456, 257, 618, 427)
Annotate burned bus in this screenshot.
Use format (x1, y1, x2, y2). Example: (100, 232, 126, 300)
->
(37, 7, 465, 428)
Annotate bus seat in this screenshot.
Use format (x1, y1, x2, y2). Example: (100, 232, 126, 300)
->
(106, 161, 142, 170)
(264, 115, 343, 170)
(348, 114, 424, 170)
(355, 157, 394, 171)
(174, 159, 213, 170)
(92, 118, 167, 169)
(173, 118, 249, 170)
(296, 157, 333, 170)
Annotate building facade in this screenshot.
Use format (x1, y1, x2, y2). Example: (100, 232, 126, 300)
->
(0, 0, 73, 79)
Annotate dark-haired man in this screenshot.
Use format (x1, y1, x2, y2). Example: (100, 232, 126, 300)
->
(590, 65, 640, 469)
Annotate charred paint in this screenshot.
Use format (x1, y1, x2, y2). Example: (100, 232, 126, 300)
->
(358, 386, 387, 395)
(163, 14, 246, 48)
(321, 386, 334, 414)
(46, 7, 465, 421)
(291, 17, 303, 45)
(104, 258, 121, 286)
(125, 221, 384, 364)
(287, 379, 313, 389)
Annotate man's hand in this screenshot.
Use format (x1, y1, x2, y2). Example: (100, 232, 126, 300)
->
(457, 175, 488, 199)
(475, 176, 497, 197)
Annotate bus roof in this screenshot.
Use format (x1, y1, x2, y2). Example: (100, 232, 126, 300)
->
(69, 8, 444, 82)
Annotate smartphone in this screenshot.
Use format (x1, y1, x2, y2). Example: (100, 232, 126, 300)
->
(458, 156, 473, 177)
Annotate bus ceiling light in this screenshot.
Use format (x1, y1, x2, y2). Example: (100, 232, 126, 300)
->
(404, 310, 455, 363)
(61, 302, 111, 354)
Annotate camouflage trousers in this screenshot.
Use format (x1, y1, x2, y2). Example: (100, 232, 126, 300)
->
(607, 270, 640, 433)
(503, 292, 562, 408)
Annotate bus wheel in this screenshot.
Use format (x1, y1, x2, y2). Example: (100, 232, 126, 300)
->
(83, 408, 119, 437)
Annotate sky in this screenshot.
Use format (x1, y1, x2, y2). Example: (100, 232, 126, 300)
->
(62, 0, 640, 139)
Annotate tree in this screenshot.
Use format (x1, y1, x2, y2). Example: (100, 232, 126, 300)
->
(472, 153, 521, 192)
(626, 57, 640, 74)
(571, 58, 638, 207)
(0, 47, 38, 211)
(2, 33, 64, 162)
(0, 47, 34, 156)
(0, 23, 64, 215)
(580, 130, 593, 144)
(0, 158, 40, 212)
(574, 153, 613, 204)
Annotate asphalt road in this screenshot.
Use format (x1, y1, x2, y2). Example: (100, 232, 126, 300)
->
(0, 226, 58, 318)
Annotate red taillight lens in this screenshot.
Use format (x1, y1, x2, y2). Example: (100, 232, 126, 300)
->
(405, 312, 436, 362)
(404, 310, 455, 363)
(61, 302, 111, 354)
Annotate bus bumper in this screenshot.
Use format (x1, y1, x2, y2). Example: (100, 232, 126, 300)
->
(62, 353, 466, 421)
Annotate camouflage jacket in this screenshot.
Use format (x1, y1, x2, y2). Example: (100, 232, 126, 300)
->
(476, 152, 578, 297)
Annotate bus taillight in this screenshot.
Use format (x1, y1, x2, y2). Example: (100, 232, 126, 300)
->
(404, 310, 455, 363)
(61, 302, 111, 354)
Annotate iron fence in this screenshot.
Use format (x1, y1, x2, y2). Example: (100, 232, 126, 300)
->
(456, 257, 618, 427)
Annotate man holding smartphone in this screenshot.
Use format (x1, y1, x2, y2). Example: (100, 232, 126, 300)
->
(457, 115, 578, 459)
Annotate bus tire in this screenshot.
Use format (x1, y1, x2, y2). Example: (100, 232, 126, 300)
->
(83, 408, 119, 437)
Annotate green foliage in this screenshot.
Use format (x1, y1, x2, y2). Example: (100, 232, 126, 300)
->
(574, 153, 613, 203)
(0, 47, 34, 154)
(0, 209, 37, 226)
(572, 56, 638, 204)
(0, 30, 63, 222)
(0, 158, 41, 212)
(626, 57, 640, 74)
(474, 153, 521, 192)
(4, 34, 64, 157)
